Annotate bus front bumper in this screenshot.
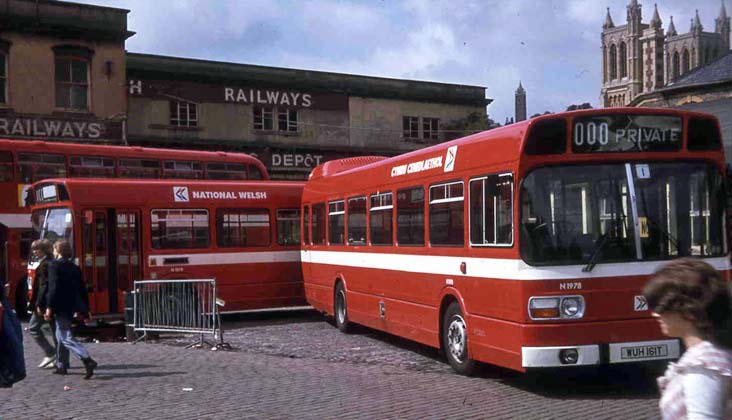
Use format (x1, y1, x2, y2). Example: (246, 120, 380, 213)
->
(521, 338, 680, 368)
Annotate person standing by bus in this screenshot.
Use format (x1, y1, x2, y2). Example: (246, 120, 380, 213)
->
(27, 239, 57, 369)
(43, 240, 97, 379)
(643, 258, 732, 420)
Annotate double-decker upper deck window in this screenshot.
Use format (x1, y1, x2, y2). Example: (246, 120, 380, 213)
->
(277, 209, 301, 246)
(403, 116, 419, 139)
(118, 158, 160, 178)
(163, 160, 203, 179)
(328, 200, 345, 245)
(0, 151, 12, 181)
(55, 57, 88, 110)
(254, 106, 274, 131)
(429, 181, 464, 246)
(206, 162, 247, 180)
(370, 192, 393, 245)
(470, 173, 513, 246)
(69, 155, 115, 178)
(347, 196, 367, 245)
(217, 209, 270, 247)
(18, 152, 66, 183)
(248, 165, 264, 180)
(278, 109, 298, 132)
(312, 203, 326, 245)
(170, 101, 198, 127)
(423, 118, 439, 140)
(397, 186, 424, 246)
(151, 209, 209, 249)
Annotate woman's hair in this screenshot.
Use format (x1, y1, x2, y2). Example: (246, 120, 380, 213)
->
(643, 257, 732, 347)
(31, 239, 52, 256)
(53, 240, 73, 260)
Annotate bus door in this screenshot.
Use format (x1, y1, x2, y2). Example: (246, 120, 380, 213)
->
(114, 210, 141, 313)
(82, 209, 110, 314)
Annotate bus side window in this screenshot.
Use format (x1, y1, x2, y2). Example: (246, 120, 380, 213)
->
(0, 151, 13, 181)
(328, 200, 345, 245)
(248, 165, 264, 180)
(302, 205, 310, 245)
(69, 155, 115, 178)
(429, 181, 464, 246)
(347, 196, 367, 245)
(216, 209, 270, 247)
(206, 163, 247, 180)
(18, 152, 66, 183)
(163, 160, 203, 179)
(118, 158, 160, 178)
(151, 209, 209, 249)
(276, 209, 301, 246)
(396, 186, 424, 246)
(370, 192, 393, 246)
(469, 173, 514, 246)
(312, 203, 326, 245)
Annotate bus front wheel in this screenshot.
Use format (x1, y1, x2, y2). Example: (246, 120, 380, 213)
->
(442, 301, 476, 376)
(334, 282, 351, 333)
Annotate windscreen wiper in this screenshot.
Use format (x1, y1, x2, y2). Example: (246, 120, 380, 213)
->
(582, 233, 609, 272)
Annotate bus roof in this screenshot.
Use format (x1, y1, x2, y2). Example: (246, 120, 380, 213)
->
(31, 178, 304, 208)
(306, 107, 724, 189)
(0, 138, 269, 178)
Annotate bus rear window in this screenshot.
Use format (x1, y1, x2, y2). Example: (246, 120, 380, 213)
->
(276, 209, 300, 246)
(151, 209, 209, 249)
(18, 152, 66, 183)
(216, 209, 270, 247)
(0, 151, 12, 181)
(119, 158, 160, 178)
(206, 162, 247, 180)
(69, 155, 115, 178)
(163, 160, 203, 179)
(687, 117, 721, 151)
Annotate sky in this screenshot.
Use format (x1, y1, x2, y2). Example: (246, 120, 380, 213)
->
(71, 0, 728, 124)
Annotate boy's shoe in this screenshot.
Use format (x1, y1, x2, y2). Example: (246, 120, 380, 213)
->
(52, 366, 67, 375)
(82, 357, 97, 380)
(38, 356, 56, 369)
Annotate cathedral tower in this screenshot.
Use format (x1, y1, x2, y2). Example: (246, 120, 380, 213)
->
(515, 82, 526, 122)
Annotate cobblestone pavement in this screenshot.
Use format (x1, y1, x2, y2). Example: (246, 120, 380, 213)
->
(2, 309, 662, 420)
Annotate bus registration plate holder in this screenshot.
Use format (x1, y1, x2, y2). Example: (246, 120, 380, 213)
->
(609, 339, 680, 363)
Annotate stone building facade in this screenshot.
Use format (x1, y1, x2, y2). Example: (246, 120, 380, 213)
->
(126, 53, 489, 179)
(0, 0, 131, 143)
(601, 0, 730, 107)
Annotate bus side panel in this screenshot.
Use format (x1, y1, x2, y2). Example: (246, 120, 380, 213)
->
(467, 314, 524, 371)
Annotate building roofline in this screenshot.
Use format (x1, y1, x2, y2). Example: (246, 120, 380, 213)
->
(127, 52, 492, 107)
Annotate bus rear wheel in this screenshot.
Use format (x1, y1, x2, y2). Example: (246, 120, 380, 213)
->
(442, 301, 476, 376)
(334, 282, 351, 333)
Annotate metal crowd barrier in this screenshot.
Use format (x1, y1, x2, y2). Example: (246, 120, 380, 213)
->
(132, 278, 228, 349)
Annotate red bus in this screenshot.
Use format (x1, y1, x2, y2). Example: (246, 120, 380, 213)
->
(301, 108, 730, 373)
(27, 179, 302, 316)
(0, 139, 268, 312)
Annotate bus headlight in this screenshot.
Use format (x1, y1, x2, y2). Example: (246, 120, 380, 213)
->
(529, 295, 585, 320)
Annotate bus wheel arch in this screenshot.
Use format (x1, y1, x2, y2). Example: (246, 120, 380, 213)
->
(440, 295, 476, 376)
(333, 278, 351, 333)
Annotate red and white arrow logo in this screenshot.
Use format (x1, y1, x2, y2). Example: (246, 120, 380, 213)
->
(173, 186, 189, 202)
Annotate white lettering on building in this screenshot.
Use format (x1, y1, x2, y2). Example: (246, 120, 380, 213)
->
(271, 153, 323, 168)
(0, 117, 104, 139)
(224, 87, 313, 108)
(390, 156, 443, 178)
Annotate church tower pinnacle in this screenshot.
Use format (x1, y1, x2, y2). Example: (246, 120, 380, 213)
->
(515, 82, 526, 122)
(716, 1, 731, 49)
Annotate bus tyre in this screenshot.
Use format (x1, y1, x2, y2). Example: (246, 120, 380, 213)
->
(334, 282, 351, 333)
(442, 301, 476, 376)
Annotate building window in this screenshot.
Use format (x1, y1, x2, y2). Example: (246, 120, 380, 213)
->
(609, 44, 617, 80)
(277, 108, 298, 132)
(0, 52, 6, 104)
(682, 49, 690, 74)
(403, 116, 419, 139)
(423, 118, 439, 140)
(170, 101, 198, 127)
(672, 51, 680, 79)
(55, 57, 88, 110)
(254, 106, 274, 131)
(619, 42, 627, 78)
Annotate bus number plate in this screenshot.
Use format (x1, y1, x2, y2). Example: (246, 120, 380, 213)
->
(620, 344, 668, 360)
(559, 282, 582, 291)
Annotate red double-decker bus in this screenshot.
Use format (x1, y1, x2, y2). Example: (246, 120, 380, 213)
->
(0, 139, 268, 312)
(301, 108, 730, 373)
(26, 178, 302, 316)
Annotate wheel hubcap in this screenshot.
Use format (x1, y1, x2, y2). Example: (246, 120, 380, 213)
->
(336, 290, 346, 324)
(447, 315, 467, 362)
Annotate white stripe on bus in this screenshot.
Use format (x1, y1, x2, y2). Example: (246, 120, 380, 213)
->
(302, 250, 732, 280)
(0, 213, 31, 229)
(148, 250, 300, 266)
